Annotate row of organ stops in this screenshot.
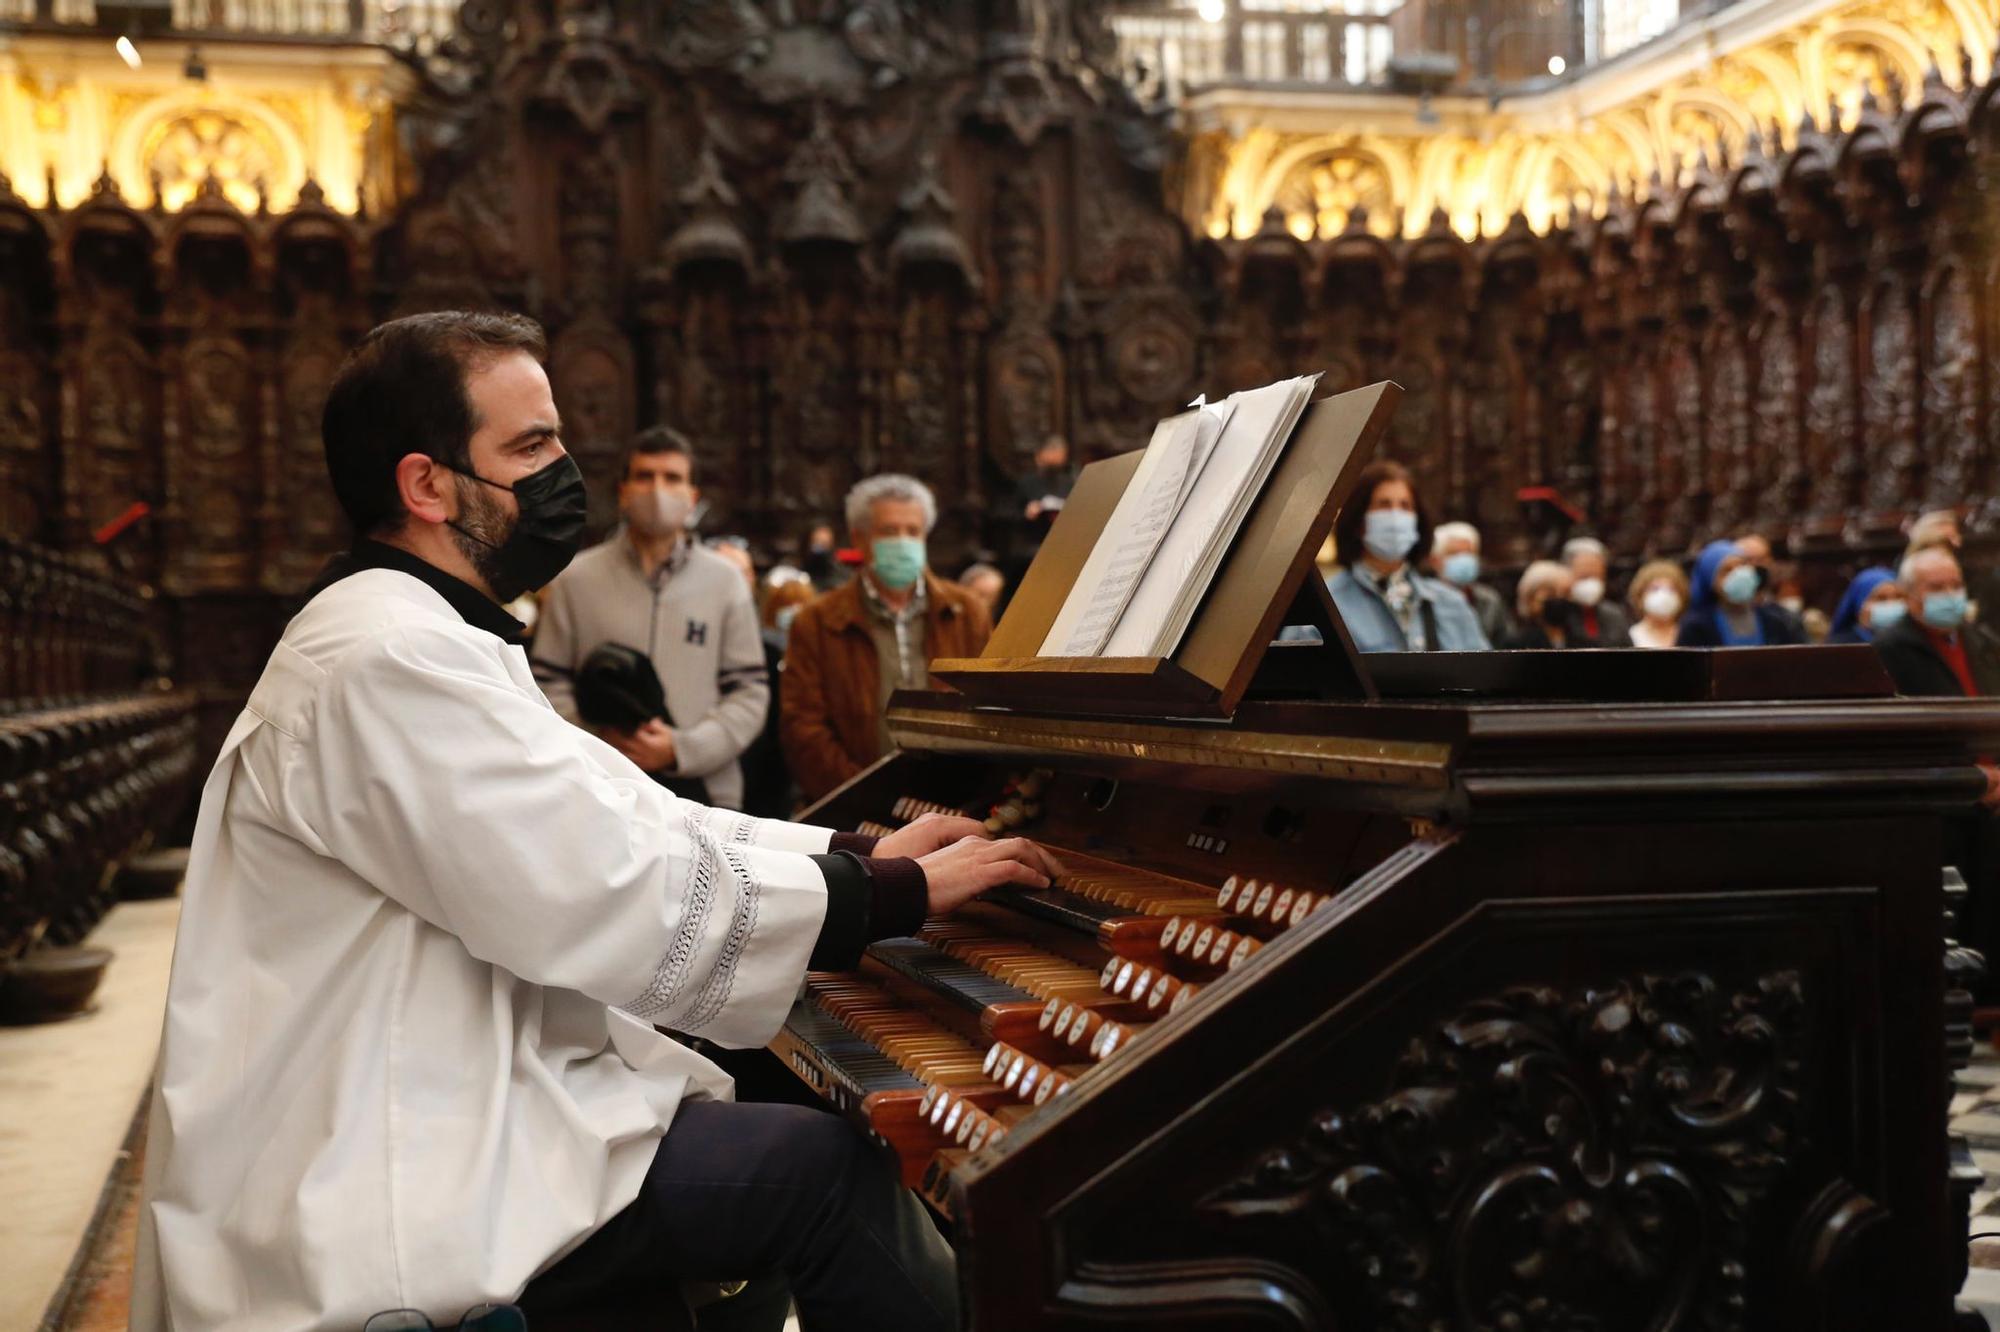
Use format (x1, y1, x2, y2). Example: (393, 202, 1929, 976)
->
(1, 537, 199, 1006)
(0, 536, 155, 708)
(780, 790, 1336, 1214)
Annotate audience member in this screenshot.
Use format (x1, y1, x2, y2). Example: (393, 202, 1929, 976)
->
(1825, 567, 1902, 645)
(761, 573, 816, 654)
(1731, 532, 1806, 640)
(1624, 559, 1689, 649)
(1007, 435, 1078, 575)
(959, 562, 1006, 620)
(1873, 547, 1994, 697)
(1562, 537, 1629, 645)
(801, 521, 844, 589)
(708, 537, 757, 594)
(783, 474, 993, 801)
(1676, 538, 1805, 646)
(1502, 560, 1588, 648)
(1874, 546, 2000, 1000)
(1326, 461, 1489, 653)
(1907, 508, 1963, 556)
(1015, 435, 1076, 527)
(1428, 521, 1515, 646)
(531, 426, 769, 809)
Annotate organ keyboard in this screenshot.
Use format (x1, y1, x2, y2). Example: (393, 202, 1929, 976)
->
(771, 651, 2000, 1331)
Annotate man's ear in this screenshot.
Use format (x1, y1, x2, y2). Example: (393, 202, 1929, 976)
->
(394, 453, 453, 528)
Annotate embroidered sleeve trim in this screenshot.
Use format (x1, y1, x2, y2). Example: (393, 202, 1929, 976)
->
(680, 839, 762, 1033)
(618, 804, 719, 1020)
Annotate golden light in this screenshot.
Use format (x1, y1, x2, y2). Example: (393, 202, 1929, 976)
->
(115, 36, 141, 69)
(1196, 0, 1226, 23)
(1185, 0, 1980, 241)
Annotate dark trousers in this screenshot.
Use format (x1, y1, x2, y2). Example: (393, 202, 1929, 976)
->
(519, 1100, 958, 1332)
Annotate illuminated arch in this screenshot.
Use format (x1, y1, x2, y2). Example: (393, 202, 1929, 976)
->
(1247, 133, 1415, 238)
(1653, 86, 1755, 178)
(110, 91, 307, 214)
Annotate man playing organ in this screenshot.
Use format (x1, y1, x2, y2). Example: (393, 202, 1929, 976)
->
(131, 311, 1056, 1331)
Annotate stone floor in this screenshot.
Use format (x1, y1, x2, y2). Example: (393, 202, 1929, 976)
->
(0, 899, 178, 1332)
(1955, 1054, 2000, 1324)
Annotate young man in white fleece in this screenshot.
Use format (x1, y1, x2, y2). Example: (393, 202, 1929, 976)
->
(530, 425, 768, 809)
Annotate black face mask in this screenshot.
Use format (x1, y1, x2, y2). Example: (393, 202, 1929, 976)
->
(1541, 595, 1575, 626)
(444, 453, 588, 601)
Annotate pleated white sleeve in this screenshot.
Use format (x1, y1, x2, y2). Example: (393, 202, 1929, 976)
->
(295, 620, 831, 1047)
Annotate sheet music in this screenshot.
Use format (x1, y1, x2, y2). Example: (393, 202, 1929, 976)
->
(1103, 375, 1317, 657)
(1040, 411, 1201, 656)
(1038, 374, 1316, 660)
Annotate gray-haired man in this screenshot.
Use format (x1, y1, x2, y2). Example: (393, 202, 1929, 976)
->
(781, 474, 992, 802)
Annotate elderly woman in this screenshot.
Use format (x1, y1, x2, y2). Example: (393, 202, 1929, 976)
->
(1676, 538, 1806, 647)
(1501, 559, 1588, 648)
(1623, 559, 1690, 649)
(1326, 461, 1490, 652)
(1825, 566, 1903, 645)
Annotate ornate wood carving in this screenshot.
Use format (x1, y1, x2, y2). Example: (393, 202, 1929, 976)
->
(1203, 969, 1805, 1331)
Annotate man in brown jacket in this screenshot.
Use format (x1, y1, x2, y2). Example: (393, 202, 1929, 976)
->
(782, 473, 992, 803)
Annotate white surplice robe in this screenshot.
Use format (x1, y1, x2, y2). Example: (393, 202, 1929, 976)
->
(131, 568, 836, 1330)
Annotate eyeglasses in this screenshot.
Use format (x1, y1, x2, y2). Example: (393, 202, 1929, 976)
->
(362, 1305, 527, 1332)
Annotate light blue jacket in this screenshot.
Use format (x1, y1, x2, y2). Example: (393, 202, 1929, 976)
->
(1327, 566, 1492, 653)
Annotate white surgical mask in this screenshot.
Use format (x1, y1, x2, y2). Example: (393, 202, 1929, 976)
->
(1362, 510, 1419, 563)
(1571, 577, 1605, 608)
(1866, 600, 1906, 631)
(627, 489, 692, 538)
(1641, 586, 1682, 622)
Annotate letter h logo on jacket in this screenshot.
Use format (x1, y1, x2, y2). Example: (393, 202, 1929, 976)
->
(685, 619, 708, 646)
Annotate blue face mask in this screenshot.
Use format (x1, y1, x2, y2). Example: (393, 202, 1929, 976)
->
(1362, 509, 1419, 563)
(870, 536, 927, 591)
(1719, 564, 1761, 607)
(774, 605, 800, 642)
(1866, 600, 1906, 631)
(1922, 590, 1969, 631)
(1441, 551, 1480, 586)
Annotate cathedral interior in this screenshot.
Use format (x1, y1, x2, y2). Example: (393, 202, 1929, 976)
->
(9, 0, 2000, 1328)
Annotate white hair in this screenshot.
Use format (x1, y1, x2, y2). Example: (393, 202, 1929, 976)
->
(959, 562, 1002, 583)
(1516, 559, 1570, 617)
(845, 473, 937, 535)
(1562, 537, 1607, 563)
(1899, 546, 1959, 588)
(1433, 521, 1480, 552)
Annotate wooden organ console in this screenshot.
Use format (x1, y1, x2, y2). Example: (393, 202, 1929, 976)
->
(763, 385, 2000, 1329)
(779, 661, 2000, 1330)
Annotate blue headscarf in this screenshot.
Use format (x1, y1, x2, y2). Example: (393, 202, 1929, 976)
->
(1687, 539, 1737, 617)
(1687, 538, 1765, 645)
(1830, 566, 1896, 641)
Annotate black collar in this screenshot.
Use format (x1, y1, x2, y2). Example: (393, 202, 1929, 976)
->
(307, 539, 527, 644)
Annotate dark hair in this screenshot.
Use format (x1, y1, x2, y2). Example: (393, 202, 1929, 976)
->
(625, 424, 695, 483)
(321, 311, 547, 534)
(1332, 459, 1432, 567)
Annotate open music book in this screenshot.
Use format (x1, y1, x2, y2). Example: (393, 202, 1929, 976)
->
(1039, 374, 1320, 658)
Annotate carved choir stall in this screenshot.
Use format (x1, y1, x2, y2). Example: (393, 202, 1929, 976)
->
(3, 1, 2000, 760)
(0, 536, 199, 1021)
(777, 380, 2000, 1329)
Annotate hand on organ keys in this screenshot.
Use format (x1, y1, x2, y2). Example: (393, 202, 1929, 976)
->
(915, 834, 1062, 915)
(872, 810, 1063, 916)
